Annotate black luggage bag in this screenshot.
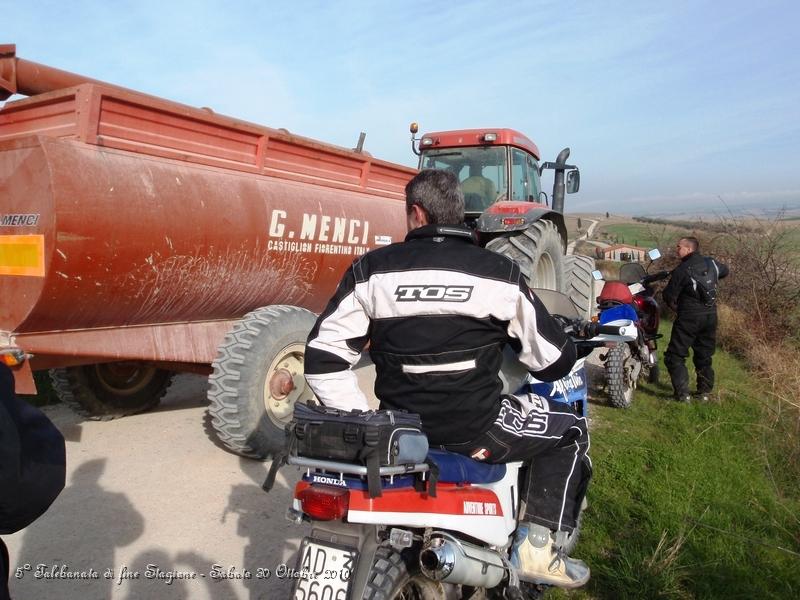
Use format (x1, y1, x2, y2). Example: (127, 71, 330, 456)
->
(264, 402, 430, 497)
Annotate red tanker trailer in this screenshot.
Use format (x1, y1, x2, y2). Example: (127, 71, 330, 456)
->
(1, 45, 590, 458)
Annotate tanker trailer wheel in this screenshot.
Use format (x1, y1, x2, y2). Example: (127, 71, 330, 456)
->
(563, 254, 596, 320)
(208, 305, 317, 458)
(485, 220, 565, 292)
(49, 363, 173, 418)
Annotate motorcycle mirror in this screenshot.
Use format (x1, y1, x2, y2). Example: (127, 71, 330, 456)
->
(648, 248, 661, 261)
(591, 269, 604, 281)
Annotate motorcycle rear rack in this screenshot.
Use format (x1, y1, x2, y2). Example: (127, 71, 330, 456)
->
(287, 456, 430, 480)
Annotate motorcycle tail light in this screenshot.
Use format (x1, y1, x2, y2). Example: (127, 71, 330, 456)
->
(298, 485, 350, 521)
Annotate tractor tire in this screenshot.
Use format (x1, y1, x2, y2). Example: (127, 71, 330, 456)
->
(49, 363, 173, 418)
(563, 254, 596, 320)
(208, 305, 317, 459)
(363, 547, 447, 600)
(485, 220, 565, 292)
(605, 343, 635, 408)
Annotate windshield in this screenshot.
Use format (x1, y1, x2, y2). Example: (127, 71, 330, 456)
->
(420, 147, 508, 213)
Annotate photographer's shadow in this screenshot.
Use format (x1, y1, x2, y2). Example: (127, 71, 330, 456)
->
(14, 458, 144, 600)
(229, 458, 308, 600)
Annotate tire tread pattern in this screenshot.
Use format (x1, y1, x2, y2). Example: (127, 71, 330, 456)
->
(207, 305, 316, 458)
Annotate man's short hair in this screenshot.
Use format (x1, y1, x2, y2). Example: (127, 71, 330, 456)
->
(405, 169, 465, 225)
(680, 237, 699, 252)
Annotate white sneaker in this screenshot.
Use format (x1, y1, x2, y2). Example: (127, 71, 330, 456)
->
(511, 523, 590, 589)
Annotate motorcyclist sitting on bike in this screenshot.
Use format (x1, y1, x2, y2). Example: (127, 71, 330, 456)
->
(304, 169, 591, 589)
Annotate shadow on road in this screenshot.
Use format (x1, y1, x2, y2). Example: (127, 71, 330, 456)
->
(13, 458, 144, 600)
(227, 458, 307, 600)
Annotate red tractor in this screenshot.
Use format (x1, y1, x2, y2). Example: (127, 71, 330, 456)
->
(412, 125, 595, 317)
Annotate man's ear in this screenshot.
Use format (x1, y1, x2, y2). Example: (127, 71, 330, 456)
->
(412, 204, 429, 226)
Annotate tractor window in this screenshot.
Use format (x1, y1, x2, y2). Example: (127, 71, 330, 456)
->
(420, 147, 507, 213)
(511, 149, 541, 202)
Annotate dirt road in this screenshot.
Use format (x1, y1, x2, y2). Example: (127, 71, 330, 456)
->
(5, 356, 606, 600)
(5, 362, 378, 600)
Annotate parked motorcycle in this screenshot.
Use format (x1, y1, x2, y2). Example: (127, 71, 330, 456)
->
(273, 291, 636, 600)
(593, 250, 670, 408)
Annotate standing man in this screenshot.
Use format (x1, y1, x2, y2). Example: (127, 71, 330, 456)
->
(304, 169, 591, 589)
(663, 236, 729, 402)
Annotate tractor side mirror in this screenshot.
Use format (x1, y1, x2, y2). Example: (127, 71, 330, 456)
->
(647, 249, 661, 261)
(591, 269, 604, 281)
(566, 169, 580, 194)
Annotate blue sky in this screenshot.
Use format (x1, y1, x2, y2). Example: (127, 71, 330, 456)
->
(3, 0, 799, 214)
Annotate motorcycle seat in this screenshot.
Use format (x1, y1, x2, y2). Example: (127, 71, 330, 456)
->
(427, 449, 507, 484)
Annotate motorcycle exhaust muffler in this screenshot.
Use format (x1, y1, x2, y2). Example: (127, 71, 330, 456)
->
(419, 532, 506, 588)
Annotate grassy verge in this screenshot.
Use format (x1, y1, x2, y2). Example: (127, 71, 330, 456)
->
(552, 340, 800, 599)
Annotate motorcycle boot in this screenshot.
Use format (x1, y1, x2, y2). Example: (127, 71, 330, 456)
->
(510, 523, 590, 589)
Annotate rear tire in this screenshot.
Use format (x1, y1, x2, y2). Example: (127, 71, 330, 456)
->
(485, 220, 565, 292)
(49, 363, 172, 417)
(563, 254, 596, 320)
(605, 343, 635, 408)
(207, 305, 317, 459)
(363, 547, 447, 600)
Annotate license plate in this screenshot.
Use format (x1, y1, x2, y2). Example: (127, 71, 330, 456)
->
(292, 537, 358, 600)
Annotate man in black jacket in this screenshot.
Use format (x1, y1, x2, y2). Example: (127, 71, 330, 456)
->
(662, 237, 729, 402)
(305, 169, 591, 588)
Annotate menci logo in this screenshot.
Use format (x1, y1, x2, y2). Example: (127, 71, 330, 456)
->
(394, 285, 473, 302)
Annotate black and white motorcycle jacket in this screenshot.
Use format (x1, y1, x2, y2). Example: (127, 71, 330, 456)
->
(304, 224, 577, 445)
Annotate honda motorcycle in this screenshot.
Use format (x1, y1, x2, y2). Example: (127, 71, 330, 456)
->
(275, 291, 636, 600)
(593, 250, 670, 408)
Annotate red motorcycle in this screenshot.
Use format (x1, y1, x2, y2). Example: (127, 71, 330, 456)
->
(593, 250, 670, 407)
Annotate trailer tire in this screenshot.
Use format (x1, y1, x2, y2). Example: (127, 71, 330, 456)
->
(49, 363, 172, 418)
(485, 220, 565, 292)
(363, 547, 446, 600)
(563, 254, 596, 320)
(208, 305, 317, 459)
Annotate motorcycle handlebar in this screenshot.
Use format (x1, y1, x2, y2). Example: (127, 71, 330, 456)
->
(642, 270, 671, 284)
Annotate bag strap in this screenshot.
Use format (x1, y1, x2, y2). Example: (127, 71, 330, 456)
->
(424, 458, 439, 498)
(262, 427, 298, 492)
(365, 449, 382, 498)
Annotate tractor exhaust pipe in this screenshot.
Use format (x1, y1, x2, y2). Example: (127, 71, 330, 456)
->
(419, 533, 506, 588)
(551, 147, 570, 215)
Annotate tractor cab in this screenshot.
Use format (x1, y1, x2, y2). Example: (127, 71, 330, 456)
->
(413, 128, 546, 220)
(411, 125, 580, 223)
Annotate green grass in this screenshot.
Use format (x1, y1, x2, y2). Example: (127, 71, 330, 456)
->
(595, 224, 668, 249)
(551, 334, 800, 599)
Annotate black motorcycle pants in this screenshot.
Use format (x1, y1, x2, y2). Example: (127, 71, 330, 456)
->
(664, 311, 718, 396)
(443, 394, 590, 533)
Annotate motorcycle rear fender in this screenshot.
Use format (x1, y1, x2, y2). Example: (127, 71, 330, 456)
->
(305, 521, 380, 600)
(344, 463, 522, 547)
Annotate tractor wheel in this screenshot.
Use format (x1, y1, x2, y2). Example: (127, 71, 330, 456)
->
(49, 363, 173, 418)
(605, 343, 635, 408)
(207, 305, 317, 459)
(563, 254, 596, 320)
(485, 220, 565, 292)
(363, 547, 447, 600)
